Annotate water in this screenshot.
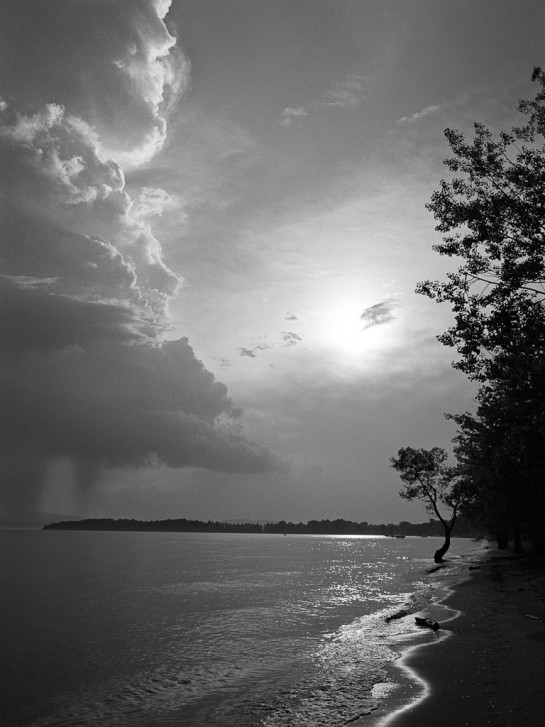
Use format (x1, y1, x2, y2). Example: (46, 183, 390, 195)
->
(0, 530, 481, 726)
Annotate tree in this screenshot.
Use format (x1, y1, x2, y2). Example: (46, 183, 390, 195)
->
(449, 361, 545, 552)
(417, 67, 545, 383)
(390, 447, 466, 563)
(416, 68, 545, 551)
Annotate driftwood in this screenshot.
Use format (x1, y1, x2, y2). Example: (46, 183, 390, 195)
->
(385, 609, 410, 623)
(415, 616, 440, 630)
(426, 565, 443, 574)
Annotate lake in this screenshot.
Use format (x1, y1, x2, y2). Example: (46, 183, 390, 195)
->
(1, 530, 480, 726)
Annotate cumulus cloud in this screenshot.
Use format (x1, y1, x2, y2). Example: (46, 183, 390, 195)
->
(2, 338, 278, 470)
(0, 101, 179, 326)
(0, 1, 279, 517)
(0, 276, 145, 352)
(359, 299, 400, 330)
(0, 0, 190, 166)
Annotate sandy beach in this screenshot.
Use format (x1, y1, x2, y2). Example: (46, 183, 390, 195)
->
(365, 550, 545, 727)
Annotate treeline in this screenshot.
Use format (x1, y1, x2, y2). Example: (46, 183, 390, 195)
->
(43, 515, 482, 537)
(406, 68, 545, 553)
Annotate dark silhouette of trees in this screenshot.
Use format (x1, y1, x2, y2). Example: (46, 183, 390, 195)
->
(43, 515, 482, 537)
(390, 447, 467, 562)
(417, 68, 545, 384)
(448, 359, 545, 552)
(410, 68, 545, 551)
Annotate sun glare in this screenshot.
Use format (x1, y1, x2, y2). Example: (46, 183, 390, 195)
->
(315, 299, 395, 360)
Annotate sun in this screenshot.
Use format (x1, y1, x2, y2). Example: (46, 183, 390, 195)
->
(313, 298, 396, 360)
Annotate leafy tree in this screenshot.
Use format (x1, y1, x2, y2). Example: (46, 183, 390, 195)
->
(449, 360, 545, 552)
(417, 67, 545, 383)
(416, 68, 545, 551)
(390, 447, 466, 563)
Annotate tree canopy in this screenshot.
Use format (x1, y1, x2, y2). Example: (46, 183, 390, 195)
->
(394, 69, 545, 553)
(390, 447, 466, 562)
(417, 67, 545, 384)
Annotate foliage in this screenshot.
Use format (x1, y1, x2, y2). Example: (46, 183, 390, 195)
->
(42, 516, 483, 537)
(390, 447, 467, 561)
(417, 67, 545, 383)
(412, 68, 545, 551)
(448, 361, 545, 550)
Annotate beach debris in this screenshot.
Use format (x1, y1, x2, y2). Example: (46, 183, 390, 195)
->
(426, 565, 443, 574)
(385, 609, 410, 623)
(415, 616, 440, 630)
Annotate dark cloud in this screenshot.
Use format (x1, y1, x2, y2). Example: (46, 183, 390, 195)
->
(1, 338, 279, 470)
(237, 342, 271, 358)
(282, 331, 302, 347)
(0, 277, 145, 352)
(238, 347, 257, 358)
(359, 299, 399, 330)
(0, 1, 280, 517)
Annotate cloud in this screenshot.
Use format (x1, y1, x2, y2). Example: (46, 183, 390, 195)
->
(279, 74, 367, 126)
(0, 0, 190, 166)
(237, 343, 271, 358)
(0, 276, 145, 352)
(322, 75, 367, 109)
(279, 106, 309, 127)
(0, 1, 279, 516)
(238, 347, 258, 358)
(2, 338, 279, 469)
(282, 331, 303, 347)
(213, 357, 232, 369)
(359, 299, 400, 330)
(0, 101, 179, 326)
(132, 187, 180, 221)
(397, 104, 442, 125)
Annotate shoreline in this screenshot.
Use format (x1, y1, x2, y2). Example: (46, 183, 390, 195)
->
(358, 549, 545, 727)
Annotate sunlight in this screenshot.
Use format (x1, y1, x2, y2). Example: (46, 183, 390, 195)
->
(315, 298, 396, 360)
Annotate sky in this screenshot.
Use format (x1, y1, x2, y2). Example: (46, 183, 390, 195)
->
(1, 0, 544, 525)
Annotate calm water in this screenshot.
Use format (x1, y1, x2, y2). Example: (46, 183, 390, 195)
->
(1, 530, 480, 726)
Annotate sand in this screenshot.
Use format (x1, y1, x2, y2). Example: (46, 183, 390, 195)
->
(365, 550, 545, 727)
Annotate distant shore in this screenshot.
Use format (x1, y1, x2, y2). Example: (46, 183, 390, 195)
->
(41, 516, 483, 538)
(360, 549, 545, 727)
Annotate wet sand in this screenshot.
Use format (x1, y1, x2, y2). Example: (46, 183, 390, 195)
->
(367, 550, 545, 727)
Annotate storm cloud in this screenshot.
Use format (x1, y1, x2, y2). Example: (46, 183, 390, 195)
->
(0, 0, 279, 516)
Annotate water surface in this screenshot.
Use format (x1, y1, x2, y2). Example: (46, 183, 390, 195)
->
(1, 530, 479, 726)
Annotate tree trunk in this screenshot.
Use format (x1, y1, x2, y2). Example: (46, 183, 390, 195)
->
(528, 519, 545, 554)
(434, 526, 451, 563)
(512, 522, 523, 553)
(496, 531, 509, 550)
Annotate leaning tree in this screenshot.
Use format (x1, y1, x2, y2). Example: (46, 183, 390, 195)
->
(390, 447, 467, 563)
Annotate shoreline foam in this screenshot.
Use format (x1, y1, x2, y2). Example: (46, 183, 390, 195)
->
(356, 548, 545, 727)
